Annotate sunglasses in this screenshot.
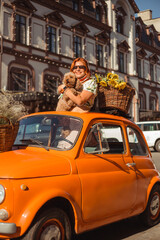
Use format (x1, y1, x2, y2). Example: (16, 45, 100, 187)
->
(72, 65, 86, 70)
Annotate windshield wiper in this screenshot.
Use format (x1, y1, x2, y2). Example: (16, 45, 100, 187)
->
(20, 138, 49, 151)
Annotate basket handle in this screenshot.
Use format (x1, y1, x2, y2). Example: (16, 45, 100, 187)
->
(0, 116, 12, 127)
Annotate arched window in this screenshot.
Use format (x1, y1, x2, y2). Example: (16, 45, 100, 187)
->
(43, 74, 60, 94)
(139, 93, 145, 110)
(8, 67, 32, 91)
(117, 16, 123, 34)
(149, 95, 157, 111)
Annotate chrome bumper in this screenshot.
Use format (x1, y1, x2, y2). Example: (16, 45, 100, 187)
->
(0, 222, 17, 234)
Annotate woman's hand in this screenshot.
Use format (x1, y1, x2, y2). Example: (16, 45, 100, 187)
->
(58, 84, 66, 94)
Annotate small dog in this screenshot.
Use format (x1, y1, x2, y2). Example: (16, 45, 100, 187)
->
(56, 72, 83, 111)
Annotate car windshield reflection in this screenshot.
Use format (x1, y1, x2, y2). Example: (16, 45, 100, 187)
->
(14, 115, 82, 150)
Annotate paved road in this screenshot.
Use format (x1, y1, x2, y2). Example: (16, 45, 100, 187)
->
(76, 150, 160, 240)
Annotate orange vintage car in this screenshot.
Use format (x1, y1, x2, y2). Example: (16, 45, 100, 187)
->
(0, 111, 160, 239)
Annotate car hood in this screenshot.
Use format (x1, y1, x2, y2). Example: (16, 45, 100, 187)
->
(0, 148, 71, 179)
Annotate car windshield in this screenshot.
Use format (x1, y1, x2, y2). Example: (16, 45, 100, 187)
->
(14, 114, 82, 150)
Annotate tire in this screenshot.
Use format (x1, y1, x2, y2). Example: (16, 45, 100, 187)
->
(155, 140, 160, 152)
(140, 185, 160, 227)
(20, 208, 72, 240)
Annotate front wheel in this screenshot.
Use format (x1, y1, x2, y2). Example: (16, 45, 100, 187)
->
(155, 140, 160, 152)
(20, 208, 72, 240)
(140, 185, 160, 227)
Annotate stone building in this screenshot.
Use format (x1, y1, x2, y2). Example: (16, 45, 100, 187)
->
(0, 0, 160, 121)
(136, 10, 160, 120)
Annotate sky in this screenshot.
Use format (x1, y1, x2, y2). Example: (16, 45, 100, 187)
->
(135, 0, 160, 19)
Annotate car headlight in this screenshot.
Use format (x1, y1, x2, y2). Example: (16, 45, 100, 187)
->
(0, 185, 5, 204)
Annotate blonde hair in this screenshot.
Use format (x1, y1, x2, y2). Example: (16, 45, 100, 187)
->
(70, 58, 91, 77)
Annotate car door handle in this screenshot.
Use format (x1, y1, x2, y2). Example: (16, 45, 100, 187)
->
(126, 163, 136, 167)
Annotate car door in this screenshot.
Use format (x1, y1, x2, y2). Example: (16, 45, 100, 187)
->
(76, 120, 137, 223)
(126, 125, 155, 210)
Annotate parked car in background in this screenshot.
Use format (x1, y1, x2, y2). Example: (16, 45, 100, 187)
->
(0, 112, 160, 240)
(136, 121, 160, 152)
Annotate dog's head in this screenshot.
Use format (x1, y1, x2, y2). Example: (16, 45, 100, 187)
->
(63, 72, 76, 88)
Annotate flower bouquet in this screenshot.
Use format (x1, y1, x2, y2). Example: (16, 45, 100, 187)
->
(0, 91, 27, 152)
(95, 73, 135, 114)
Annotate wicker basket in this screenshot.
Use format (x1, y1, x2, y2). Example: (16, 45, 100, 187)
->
(0, 117, 19, 152)
(98, 84, 135, 114)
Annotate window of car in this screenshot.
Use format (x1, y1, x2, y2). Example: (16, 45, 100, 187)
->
(84, 123, 125, 154)
(127, 126, 148, 156)
(142, 123, 156, 131)
(14, 115, 82, 149)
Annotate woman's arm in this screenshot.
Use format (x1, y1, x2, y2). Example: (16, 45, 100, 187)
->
(64, 89, 93, 106)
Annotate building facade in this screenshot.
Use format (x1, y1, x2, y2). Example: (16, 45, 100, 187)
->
(0, 0, 160, 121)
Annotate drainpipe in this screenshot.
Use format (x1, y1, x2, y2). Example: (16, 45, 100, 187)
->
(0, 35, 3, 89)
(0, 0, 2, 89)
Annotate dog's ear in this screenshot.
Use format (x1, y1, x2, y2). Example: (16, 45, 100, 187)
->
(63, 75, 67, 86)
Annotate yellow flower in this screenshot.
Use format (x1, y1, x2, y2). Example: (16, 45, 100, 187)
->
(94, 72, 127, 91)
(108, 79, 116, 87)
(119, 82, 127, 90)
(112, 74, 119, 81)
(106, 73, 113, 80)
(100, 80, 107, 87)
(114, 83, 120, 89)
(95, 74, 100, 83)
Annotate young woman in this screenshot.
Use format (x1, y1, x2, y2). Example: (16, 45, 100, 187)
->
(58, 58, 97, 112)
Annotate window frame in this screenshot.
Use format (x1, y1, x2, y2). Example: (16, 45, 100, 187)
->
(96, 44, 103, 67)
(10, 72, 27, 91)
(48, 26, 57, 53)
(136, 26, 141, 40)
(84, 122, 126, 155)
(43, 74, 60, 93)
(15, 14, 26, 44)
(96, 6, 101, 21)
(119, 52, 125, 73)
(150, 63, 154, 81)
(117, 16, 123, 34)
(74, 35, 82, 58)
(149, 95, 157, 111)
(126, 126, 149, 156)
(137, 58, 142, 78)
(72, 0, 79, 11)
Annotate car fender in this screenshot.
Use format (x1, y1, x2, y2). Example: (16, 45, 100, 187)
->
(145, 176, 160, 208)
(16, 188, 81, 236)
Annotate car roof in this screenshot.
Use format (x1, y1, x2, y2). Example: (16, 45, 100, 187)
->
(20, 111, 133, 124)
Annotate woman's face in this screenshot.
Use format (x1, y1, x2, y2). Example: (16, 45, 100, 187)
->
(72, 61, 86, 79)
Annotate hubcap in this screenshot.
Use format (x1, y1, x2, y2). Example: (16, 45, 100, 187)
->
(40, 225, 61, 240)
(150, 194, 160, 217)
(38, 219, 64, 240)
